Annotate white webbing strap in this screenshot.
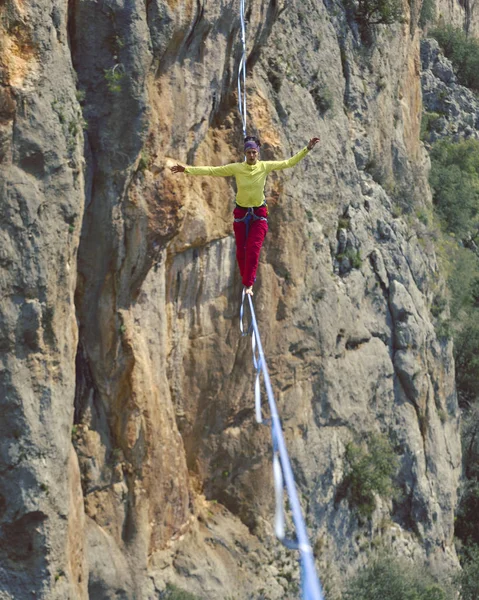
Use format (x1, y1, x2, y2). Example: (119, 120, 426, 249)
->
(273, 451, 285, 540)
(241, 293, 325, 600)
(251, 326, 263, 422)
(239, 288, 249, 336)
(238, 0, 247, 137)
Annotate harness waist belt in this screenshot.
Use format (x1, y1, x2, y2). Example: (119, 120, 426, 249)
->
(234, 206, 268, 224)
(235, 201, 266, 209)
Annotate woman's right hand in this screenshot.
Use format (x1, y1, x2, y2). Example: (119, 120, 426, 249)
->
(170, 164, 186, 174)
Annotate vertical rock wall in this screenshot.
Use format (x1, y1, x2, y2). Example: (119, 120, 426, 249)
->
(0, 0, 468, 598)
(0, 0, 87, 597)
(433, 0, 479, 36)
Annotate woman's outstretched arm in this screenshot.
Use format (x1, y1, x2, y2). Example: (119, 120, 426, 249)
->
(263, 137, 320, 173)
(170, 163, 239, 177)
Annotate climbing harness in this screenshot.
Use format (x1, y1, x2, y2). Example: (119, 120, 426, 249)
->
(233, 205, 268, 246)
(236, 6, 325, 598)
(240, 292, 325, 600)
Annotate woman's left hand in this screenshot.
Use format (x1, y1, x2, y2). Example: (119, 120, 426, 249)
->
(307, 137, 320, 150)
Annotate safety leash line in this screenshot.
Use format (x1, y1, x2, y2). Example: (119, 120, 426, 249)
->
(238, 0, 247, 138)
(240, 292, 325, 600)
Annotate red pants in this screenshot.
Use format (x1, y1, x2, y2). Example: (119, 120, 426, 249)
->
(233, 205, 268, 287)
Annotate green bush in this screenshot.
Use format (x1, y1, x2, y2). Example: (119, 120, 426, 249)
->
(458, 547, 479, 600)
(420, 111, 443, 141)
(311, 86, 334, 114)
(338, 216, 351, 230)
(430, 294, 447, 317)
(435, 318, 452, 341)
(343, 556, 454, 600)
(138, 150, 150, 172)
(344, 433, 399, 518)
(338, 248, 362, 270)
(430, 25, 479, 91)
(104, 66, 125, 93)
(429, 139, 479, 238)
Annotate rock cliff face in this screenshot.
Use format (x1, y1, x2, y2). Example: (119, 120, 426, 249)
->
(0, 0, 467, 598)
(433, 0, 479, 36)
(421, 37, 479, 141)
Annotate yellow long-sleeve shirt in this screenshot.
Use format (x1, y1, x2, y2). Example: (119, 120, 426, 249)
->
(184, 146, 310, 207)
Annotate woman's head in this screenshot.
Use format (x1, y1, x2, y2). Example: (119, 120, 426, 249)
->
(244, 135, 261, 164)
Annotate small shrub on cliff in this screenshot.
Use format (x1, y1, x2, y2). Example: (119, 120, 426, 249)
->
(345, 0, 404, 34)
(310, 85, 334, 114)
(343, 556, 454, 600)
(161, 584, 202, 600)
(343, 433, 399, 519)
(435, 317, 452, 341)
(104, 66, 125, 93)
(431, 293, 447, 317)
(138, 150, 150, 172)
(430, 25, 479, 91)
(337, 248, 362, 271)
(420, 111, 443, 142)
(338, 216, 351, 230)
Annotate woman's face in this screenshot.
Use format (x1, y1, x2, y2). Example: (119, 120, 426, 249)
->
(245, 148, 258, 164)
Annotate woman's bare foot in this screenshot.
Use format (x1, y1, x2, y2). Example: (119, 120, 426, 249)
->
(245, 286, 254, 296)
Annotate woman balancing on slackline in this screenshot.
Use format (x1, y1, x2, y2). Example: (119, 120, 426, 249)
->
(170, 136, 320, 296)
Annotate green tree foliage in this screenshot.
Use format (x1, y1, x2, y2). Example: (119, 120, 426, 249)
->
(429, 139, 479, 561)
(454, 316, 479, 406)
(446, 246, 479, 316)
(456, 406, 479, 547)
(345, 0, 403, 39)
(458, 547, 479, 600)
(430, 163, 479, 404)
(344, 434, 399, 518)
(355, 0, 404, 25)
(342, 556, 453, 600)
(456, 480, 479, 548)
(430, 25, 479, 91)
(429, 139, 479, 238)
(419, 0, 436, 28)
(437, 247, 479, 560)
